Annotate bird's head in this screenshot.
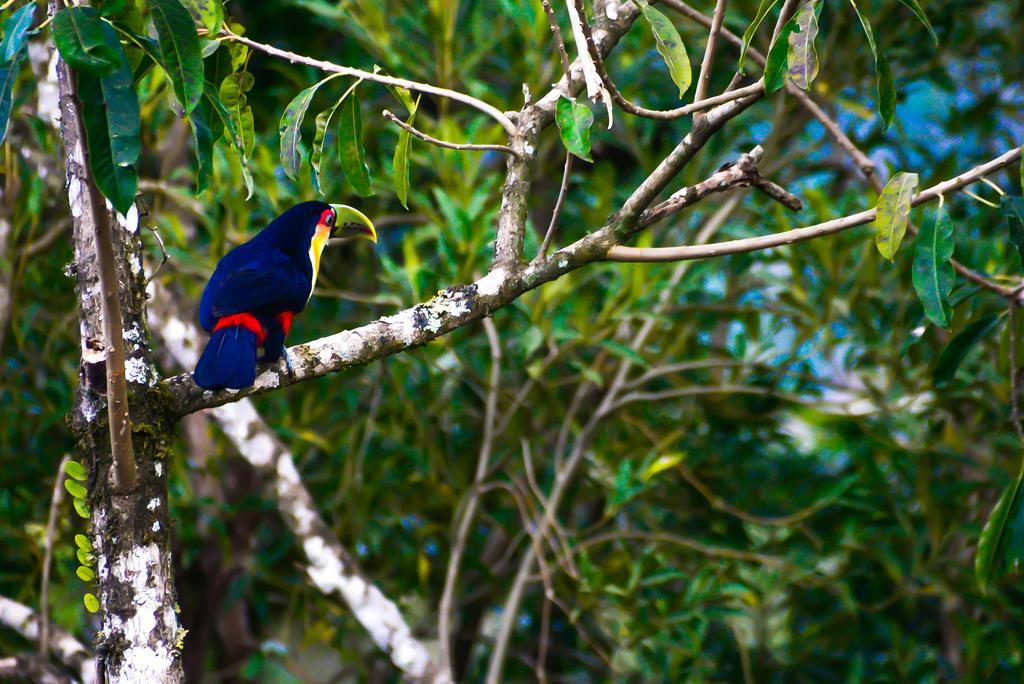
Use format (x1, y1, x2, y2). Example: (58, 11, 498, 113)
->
(261, 201, 376, 269)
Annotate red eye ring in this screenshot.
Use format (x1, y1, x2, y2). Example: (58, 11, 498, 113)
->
(319, 208, 335, 226)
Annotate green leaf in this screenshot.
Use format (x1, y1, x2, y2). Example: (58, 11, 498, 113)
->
(787, 0, 821, 90)
(739, 0, 781, 70)
(634, 0, 691, 97)
(73, 498, 90, 519)
(189, 97, 214, 193)
(873, 171, 918, 260)
(74, 534, 92, 551)
(148, 0, 204, 114)
(51, 7, 121, 77)
(207, 79, 253, 198)
(976, 470, 1024, 591)
(911, 205, 955, 329)
(338, 92, 373, 196)
(219, 72, 254, 157)
(1, 2, 36, 62)
(763, 18, 797, 93)
(63, 460, 88, 481)
(933, 314, 1005, 386)
(84, 593, 100, 613)
(279, 74, 339, 182)
(97, 0, 129, 18)
(77, 21, 140, 214)
(898, 0, 937, 43)
(641, 452, 685, 482)
(64, 479, 88, 499)
(183, 0, 224, 34)
(76, 565, 96, 582)
(310, 99, 343, 195)
(555, 95, 593, 162)
(76, 548, 94, 566)
(392, 94, 420, 209)
(0, 56, 20, 146)
(599, 339, 650, 368)
(847, 0, 896, 128)
(1003, 195, 1024, 265)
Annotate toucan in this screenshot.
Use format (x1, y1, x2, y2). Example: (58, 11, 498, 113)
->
(194, 201, 377, 390)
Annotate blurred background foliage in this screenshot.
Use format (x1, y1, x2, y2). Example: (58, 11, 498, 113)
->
(2, 0, 1024, 681)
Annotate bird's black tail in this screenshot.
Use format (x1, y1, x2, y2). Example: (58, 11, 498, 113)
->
(194, 325, 259, 390)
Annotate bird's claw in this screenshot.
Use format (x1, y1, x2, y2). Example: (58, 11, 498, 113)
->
(283, 348, 296, 379)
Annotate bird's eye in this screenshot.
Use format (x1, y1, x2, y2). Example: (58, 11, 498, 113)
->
(326, 213, 335, 226)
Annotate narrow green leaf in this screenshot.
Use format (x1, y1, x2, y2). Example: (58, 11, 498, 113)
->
(873, 171, 918, 260)
(876, 49, 895, 128)
(933, 314, 1005, 386)
(74, 534, 92, 551)
(0, 56, 20, 146)
(787, 0, 821, 90)
(311, 99, 343, 195)
(207, 80, 253, 198)
(148, 0, 204, 114)
(599, 339, 650, 368)
(84, 593, 100, 613)
(63, 460, 88, 481)
(73, 498, 90, 519)
(555, 95, 594, 162)
(976, 470, 1024, 591)
(641, 452, 685, 482)
(279, 74, 339, 182)
(51, 7, 121, 76)
(392, 95, 420, 209)
(1003, 195, 1024, 265)
(338, 92, 373, 196)
(183, 0, 224, 34)
(64, 479, 88, 499)
(1, 3, 36, 62)
(898, 0, 937, 43)
(77, 21, 140, 214)
(189, 97, 214, 193)
(848, 0, 896, 128)
(739, 0, 782, 70)
(911, 206, 955, 329)
(97, 0, 129, 18)
(634, 0, 691, 97)
(76, 565, 96, 582)
(763, 18, 798, 93)
(219, 72, 254, 156)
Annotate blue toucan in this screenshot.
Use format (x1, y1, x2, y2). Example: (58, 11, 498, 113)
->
(194, 201, 377, 390)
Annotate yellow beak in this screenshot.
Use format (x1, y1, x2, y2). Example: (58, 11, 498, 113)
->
(331, 204, 377, 244)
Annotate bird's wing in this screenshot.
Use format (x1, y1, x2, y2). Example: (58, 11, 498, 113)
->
(204, 256, 310, 321)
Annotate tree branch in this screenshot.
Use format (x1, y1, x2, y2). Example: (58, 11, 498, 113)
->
(219, 29, 517, 136)
(382, 110, 517, 156)
(0, 596, 96, 684)
(606, 146, 1021, 264)
(692, 0, 728, 125)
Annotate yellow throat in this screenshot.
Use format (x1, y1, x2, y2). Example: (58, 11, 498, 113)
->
(308, 223, 331, 299)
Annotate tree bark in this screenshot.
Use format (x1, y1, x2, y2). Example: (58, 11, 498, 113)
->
(55, 47, 185, 684)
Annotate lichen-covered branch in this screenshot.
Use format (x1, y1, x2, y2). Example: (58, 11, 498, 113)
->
(0, 595, 97, 684)
(148, 285, 450, 684)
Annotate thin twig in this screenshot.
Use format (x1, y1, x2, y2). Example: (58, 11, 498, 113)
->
(574, 0, 763, 120)
(541, 0, 573, 80)
(382, 110, 517, 156)
(538, 153, 573, 259)
(438, 317, 502, 679)
(220, 29, 517, 135)
(692, 0, 728, 125)
(39, 454, 70, 658)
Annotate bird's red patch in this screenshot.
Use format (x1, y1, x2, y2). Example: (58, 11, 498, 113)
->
(214, 313, 266, 346)
(277, 311, 294, 336)
(319, 208, 335, 226)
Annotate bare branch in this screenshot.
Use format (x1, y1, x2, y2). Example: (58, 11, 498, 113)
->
(541, 0, 572, 80)
(537, 152, 573, 258)
(438, 317, 502, 679)
(0, 595, 96, 684)
(219, 29, 517, 135)
(606, 146, 1022, 264)
(692, 0, 728, 124)
(573, 0, 763, 121)
(383, 110, 517, 156)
